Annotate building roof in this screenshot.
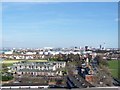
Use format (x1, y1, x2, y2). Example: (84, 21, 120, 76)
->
(13, 61, 65, 67)
(18, 69, 56, 72)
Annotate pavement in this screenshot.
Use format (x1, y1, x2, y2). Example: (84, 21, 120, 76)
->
(66, 62, 94, 88)
(1, 87, 120, 90)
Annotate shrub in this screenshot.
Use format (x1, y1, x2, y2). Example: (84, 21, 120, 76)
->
(2, 75, 14, 81)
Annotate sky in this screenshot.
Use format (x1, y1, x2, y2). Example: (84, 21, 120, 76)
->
(2, 2, 118, 48)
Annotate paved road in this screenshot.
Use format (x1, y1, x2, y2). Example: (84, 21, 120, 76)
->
(66, 62, 94, 88)
(1, 87, 119, 90)
(66, 76, 76, 88)
(67, 74, 85, 88)
(112, 78, 120, 86)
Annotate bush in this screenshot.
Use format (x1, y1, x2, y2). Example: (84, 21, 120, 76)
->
(2, 75, 14, 81)
(49, 58, 58, 61)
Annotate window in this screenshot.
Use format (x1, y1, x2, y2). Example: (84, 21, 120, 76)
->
(32, 66, 34, 68)
(15, 67, 17, 70)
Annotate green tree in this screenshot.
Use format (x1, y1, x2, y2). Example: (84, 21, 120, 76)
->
(2, 63, 9, 73)
(2, 75, 14, 81)
(96, 55, 108, 66)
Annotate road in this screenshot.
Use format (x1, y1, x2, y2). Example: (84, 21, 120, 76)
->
(66, 62, 94, 88)
(1, 87, 119, 90)
(112, 77, 120, 86)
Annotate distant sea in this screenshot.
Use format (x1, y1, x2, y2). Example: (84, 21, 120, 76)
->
(0, 58, 2, 61)
(0, 50, 7, 61)
(0, 50, 9, 54)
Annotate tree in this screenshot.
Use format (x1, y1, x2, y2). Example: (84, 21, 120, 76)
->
(2, 75, 14, 81)
(2, 63, 9, 73)
(75, 54, 82, 67)
(95, 55, 108, 66)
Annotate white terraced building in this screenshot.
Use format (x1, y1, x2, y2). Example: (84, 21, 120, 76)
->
(10, 61, 66, 76)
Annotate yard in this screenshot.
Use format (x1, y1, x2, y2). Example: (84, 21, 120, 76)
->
(2, 59, 48, 63)
(2, 60, 25, 64)
(27, 59, 48, 62)
(2, 59, 48, 67)
(108, 60, 120, 78)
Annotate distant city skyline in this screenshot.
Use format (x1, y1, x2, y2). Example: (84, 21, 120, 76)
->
(2, 2, 118, 48)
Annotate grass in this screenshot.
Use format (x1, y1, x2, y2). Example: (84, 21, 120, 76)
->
(28, 60, 48, 62)
(2, 60, 48, 67)
(2, 59, 48, 64)
(1, 59, 47, 70)
(2, 60, 25, 64)
(108, 60, 120, 78)
(3, 63, 13, 67)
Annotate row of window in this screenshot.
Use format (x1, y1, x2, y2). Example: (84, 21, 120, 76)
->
(16, 66, 53, 69)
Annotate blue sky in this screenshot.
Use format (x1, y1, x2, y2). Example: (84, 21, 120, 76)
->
(2, 2, 118, 48)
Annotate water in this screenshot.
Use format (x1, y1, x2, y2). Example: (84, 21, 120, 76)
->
(0, 50, 9, 54)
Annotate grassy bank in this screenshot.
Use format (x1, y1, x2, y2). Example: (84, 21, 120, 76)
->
(3, 59, 47, 63)
(108, 60, 119, 78)
(2, 59, 48, 67)
(2, 60, 25, 64)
